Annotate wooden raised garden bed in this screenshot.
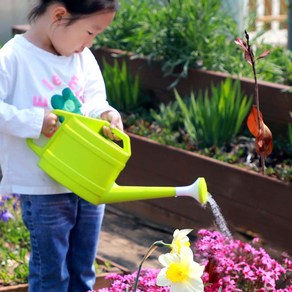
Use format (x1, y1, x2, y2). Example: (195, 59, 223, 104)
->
(115, 133, 292, 254)
(93, 47, 292, 135)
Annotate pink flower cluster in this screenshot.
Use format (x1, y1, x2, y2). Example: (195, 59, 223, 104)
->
(99, 269, 170, 292)
(194, 229, 292, 291)
(95, 229, 292, 291)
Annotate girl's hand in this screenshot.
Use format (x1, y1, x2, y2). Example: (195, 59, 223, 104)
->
(100, 110, 123, 140)
(41, 109, 59, 136)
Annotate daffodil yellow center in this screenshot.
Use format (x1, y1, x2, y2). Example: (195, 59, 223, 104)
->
(166, 263, 189, 283)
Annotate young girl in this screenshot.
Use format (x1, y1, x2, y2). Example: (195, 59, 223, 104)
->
(0, 1, 121, 291)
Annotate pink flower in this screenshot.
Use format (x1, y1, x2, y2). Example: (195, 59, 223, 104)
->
(100, 269, 170, 292)
(101, 229, 292, 291)
(193, 229, 292, 291)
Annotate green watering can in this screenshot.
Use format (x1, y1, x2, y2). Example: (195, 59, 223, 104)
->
(27, 110, 208, 206)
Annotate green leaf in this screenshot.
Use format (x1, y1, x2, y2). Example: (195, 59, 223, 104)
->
(102, 58, 144, 114)
(175, 78, 252, 148)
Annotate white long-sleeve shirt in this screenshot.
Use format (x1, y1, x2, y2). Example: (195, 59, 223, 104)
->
(0, 34, 115, 195)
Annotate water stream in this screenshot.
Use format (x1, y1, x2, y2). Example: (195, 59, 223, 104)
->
(207, 193, 233, 239)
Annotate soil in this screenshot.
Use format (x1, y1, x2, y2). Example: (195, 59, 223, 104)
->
(126, 119, 292, 183)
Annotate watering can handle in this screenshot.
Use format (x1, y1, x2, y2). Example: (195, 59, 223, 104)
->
(26, 110, 131, 157)
(52, 110, 131, 155)
(26, 138, 44, 157)
(107, 125, 131, 154)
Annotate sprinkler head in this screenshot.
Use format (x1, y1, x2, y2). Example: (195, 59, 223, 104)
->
(197, 177, 208, 205)
(175, 177, 209, 206)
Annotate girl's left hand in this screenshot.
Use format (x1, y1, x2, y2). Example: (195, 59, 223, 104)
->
(100, 110, 123, 140)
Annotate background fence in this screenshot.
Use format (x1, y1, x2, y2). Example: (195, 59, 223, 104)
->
(248, 0, 288, 31)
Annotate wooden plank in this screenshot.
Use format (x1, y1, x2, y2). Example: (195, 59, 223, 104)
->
(257, 14, 287, 22)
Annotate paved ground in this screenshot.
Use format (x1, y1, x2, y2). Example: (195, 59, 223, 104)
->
(98, 205, 176, 271)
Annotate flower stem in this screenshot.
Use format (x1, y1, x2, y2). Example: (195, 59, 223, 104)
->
(133, 240, 168, 291)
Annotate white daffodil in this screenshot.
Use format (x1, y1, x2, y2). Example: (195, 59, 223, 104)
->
(170, 229, 193, 254)
(157, 246, 204, 292)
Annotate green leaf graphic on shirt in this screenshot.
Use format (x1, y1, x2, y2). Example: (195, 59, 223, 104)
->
(51, 88, 82, 122)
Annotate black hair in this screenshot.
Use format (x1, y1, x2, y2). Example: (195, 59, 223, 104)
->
(28, 0, 119, 23)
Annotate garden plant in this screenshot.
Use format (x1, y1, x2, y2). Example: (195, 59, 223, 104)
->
(0, 195, 123, 287)
(98, 229, 292, 291)
(0, 194, 29, 286)
(2, 194, 291, 290)
(101, 56, 291, 182)
(235, 30, 273, 175)
(95, 0, 291, 181)
(94, 0, 292, 86)
(174, 78, 252, 149)
(92, 32, 292, 290)
(0, 2, 291, 288)
(102, 59, 142, 113)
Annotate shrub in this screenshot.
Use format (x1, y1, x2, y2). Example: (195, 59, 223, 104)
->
(94, 0, 292, 86)
(95, 0, 240, 86)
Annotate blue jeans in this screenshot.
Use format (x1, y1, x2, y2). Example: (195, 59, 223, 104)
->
(20, 193, 105, 292)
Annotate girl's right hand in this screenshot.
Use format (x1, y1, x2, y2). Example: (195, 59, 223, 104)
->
(41, 109, 59, 136)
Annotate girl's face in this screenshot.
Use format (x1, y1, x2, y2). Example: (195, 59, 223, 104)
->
(49, 10, 115, 56)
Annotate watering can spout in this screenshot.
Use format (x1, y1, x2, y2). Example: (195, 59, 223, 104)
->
(99, 177, 208, 206)
(175, 177, 208, 205)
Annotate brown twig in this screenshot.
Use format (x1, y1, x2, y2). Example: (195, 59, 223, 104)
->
(244, 30, 265, 174)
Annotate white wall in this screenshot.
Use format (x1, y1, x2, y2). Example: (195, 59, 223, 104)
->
(0, 0, 36, 44)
